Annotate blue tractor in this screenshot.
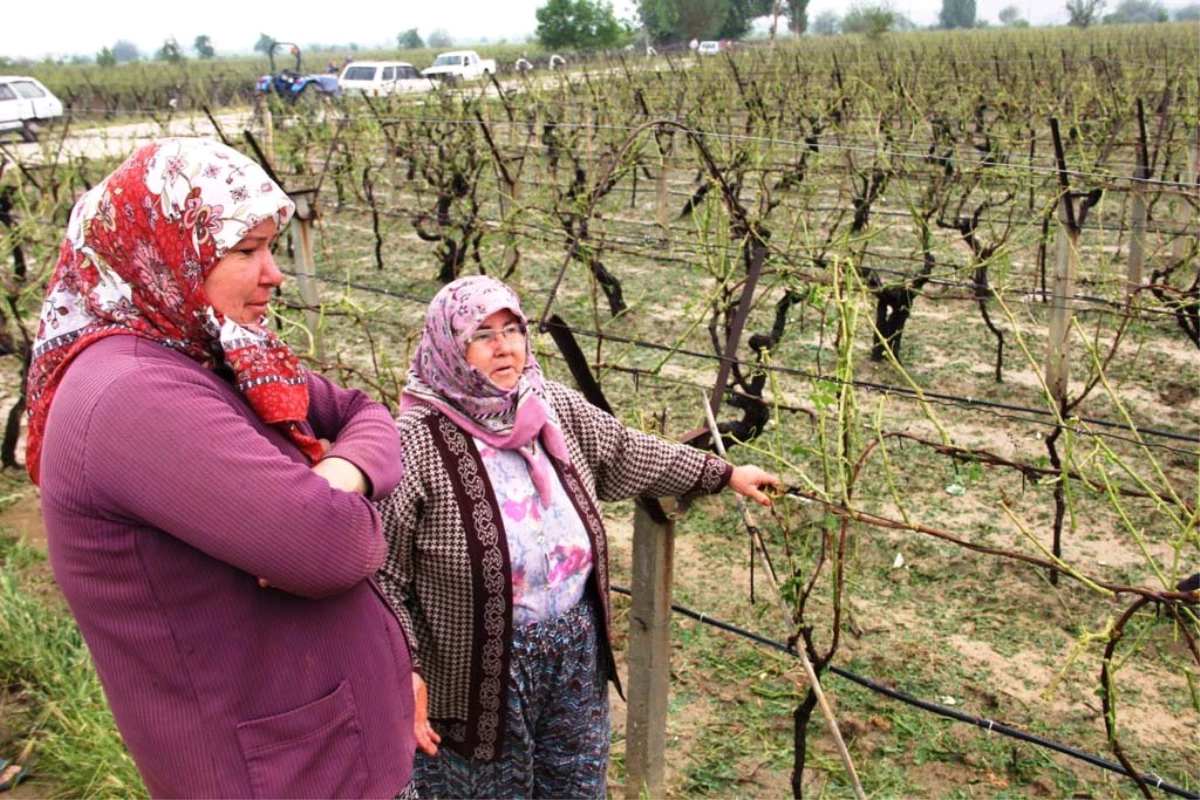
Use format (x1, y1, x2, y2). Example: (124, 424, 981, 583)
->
(255, 42, 341, 103)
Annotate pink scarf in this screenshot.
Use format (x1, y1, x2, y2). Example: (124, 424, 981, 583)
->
(403, 276, 569, 506)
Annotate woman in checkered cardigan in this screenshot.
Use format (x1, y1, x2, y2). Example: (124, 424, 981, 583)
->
(376, 276, 778, 799)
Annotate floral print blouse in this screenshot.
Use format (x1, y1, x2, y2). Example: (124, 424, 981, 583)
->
(474, 438, 592, 625)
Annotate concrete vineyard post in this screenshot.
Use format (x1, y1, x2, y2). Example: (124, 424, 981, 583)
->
(625, 498, 676, 800)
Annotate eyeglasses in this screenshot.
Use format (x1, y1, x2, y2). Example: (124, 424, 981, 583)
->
(465, 322, 527, 347)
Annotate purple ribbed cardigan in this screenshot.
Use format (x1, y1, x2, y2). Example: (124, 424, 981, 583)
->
(38, 336, 415, 799)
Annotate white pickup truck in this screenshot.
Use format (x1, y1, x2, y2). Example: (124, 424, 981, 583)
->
(421, 50, 496, 82)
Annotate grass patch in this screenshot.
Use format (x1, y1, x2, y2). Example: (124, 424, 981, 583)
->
(0, 537, 145, 800)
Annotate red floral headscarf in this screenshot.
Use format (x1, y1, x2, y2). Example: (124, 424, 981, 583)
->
(25, 137, 323, 484)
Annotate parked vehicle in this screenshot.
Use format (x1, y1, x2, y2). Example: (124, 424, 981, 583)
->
(0, 76, 63, 143)
(254, 42, 341, 102)
(697, 41, 721, 56)
(421, 50, 496, 82)
(339, 61, 431, 96)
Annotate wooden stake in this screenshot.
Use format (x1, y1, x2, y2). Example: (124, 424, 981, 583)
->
(261, 100, 274, 166)
(655, 151, 669, 228)
(1126, 101, 1149, 306)
(1172, 132, 1200, 265)
(288, 190, 324, 360)
(1045, 120, 1077, 406)
(624, 498, 676, 800)
(1045, 204, 1077, 405)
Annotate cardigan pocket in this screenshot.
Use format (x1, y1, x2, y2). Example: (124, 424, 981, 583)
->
(235, 680, 366, 799)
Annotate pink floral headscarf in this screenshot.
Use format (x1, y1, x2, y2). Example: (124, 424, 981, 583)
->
(403, 276, 569, 506)
(26, 137, 323, 484)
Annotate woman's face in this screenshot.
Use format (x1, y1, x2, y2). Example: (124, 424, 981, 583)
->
(465, 309, 527, 391)
(204, 220, 282, 324)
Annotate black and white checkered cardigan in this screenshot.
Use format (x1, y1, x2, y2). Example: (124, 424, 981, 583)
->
(375, 381, 731, 762)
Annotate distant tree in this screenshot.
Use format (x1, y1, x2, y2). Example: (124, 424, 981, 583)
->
(938, 0, 976, 27)
(96, 47, 117, 67)
(253, 34, 274, 54)
(397, 28, 424, 49)
(112, 40, 141, 63)
(193, 35, 215, 59)
(1102, 0, 1167, 22)
(998, 4, 1024, 24)
(681, 0, 732, 38)
(536, 0, 626, 49)
(637, 0, 676, 41)
(639, 0, 730, 41)
(428, 29, 454, 48)
(841, 2, 895, 36)
(1175, 2, 1200, 17)
(156, 38, 186, 63)
(718, 0, 773, 38)
(1066, 0, 1105, 26)
(787, 0, 811, 33)
(812, 8, 840, 32)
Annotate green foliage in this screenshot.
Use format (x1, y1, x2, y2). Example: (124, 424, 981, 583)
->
(1102, 0, 1168, 22)
(718, 0, 775, 38)
(96, 47, 117, 68)
(155, 38, 186, 64)
(253, 33, 274, 54)
(787, 0, 811, 33)
(638, 0, 730, 42)
(536, 0, 626, 49)
(428, 29, 454, 48)
(998, 4, 1026, 25)
(841, 1, 896, 36)
(112, 40, 140, 63)
(812, 9, 840, 33)
(1066, 0, 1105, 26)
(938, 0, 977, 28)
(397, 28, 424, 49)
(193, 35, 215, 59)
(0, 539, 146, 798)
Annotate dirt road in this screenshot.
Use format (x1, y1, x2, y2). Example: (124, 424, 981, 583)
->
(4, 110, 257, 163)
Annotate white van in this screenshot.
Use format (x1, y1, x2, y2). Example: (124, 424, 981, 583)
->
(0, 76, 64, 142)
(339, 62, 431, 96)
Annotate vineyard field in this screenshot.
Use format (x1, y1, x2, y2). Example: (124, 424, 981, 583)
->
(0, 22, 1197, 799)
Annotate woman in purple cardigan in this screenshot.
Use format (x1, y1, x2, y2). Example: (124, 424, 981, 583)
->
(377, 276, 778, 798)
(28, 138, 415, 799)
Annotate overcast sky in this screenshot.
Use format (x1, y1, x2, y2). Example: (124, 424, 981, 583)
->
(1, 0, 1190, 61)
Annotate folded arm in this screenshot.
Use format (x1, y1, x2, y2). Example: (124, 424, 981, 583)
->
(88, 369, 395, 598)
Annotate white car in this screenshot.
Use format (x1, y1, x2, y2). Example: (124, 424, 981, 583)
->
(0, 76, 63, 142)
(697, 41, 721, 56)
(421, 50, 496, 82)
(339, 61, 431, 96)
